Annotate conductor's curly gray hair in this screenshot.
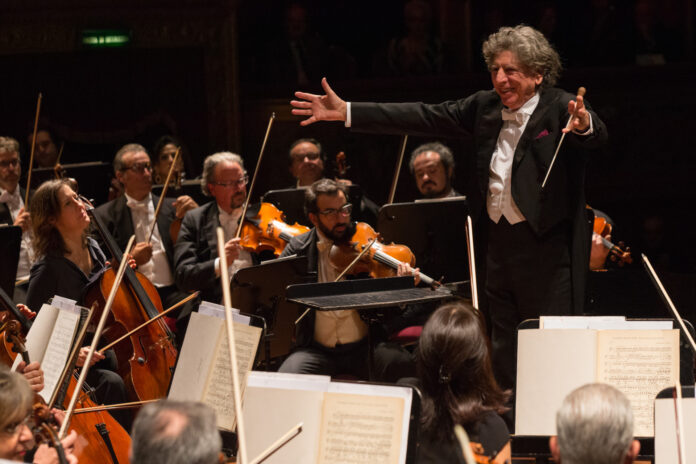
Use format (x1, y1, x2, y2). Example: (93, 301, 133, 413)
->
(482, 25, 562, 88)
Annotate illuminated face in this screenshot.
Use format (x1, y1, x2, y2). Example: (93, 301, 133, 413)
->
(208, 161, 247, 214)
(54, 184, 90, 235)
(116, 150, 153, 200)
(490, 50, 543, 110)
(413, 151, 451, 198)
(153, 143, 184, 183)
(0, 150, 21, 192)
(0, 413, 34, 461)
(289, 142, 324, 187)
(308, 191, 351, 242)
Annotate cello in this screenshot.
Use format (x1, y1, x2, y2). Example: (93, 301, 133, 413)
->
(83, 198, 178, 402)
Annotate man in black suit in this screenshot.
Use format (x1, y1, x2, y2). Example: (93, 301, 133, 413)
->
(0, 136, 34, 303)
(291, 25, 608, 393)
(94, 143, 197, 324)
(278, 178, 418, 380)
(174, 152, 255, 309)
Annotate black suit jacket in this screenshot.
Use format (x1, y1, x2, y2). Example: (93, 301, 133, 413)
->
(93, 194, 177, 266)
(352, 88, 608, 312)
(0, 187, 31, 226)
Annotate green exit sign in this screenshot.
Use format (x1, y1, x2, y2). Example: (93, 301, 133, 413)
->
(81, 29, 131, 48)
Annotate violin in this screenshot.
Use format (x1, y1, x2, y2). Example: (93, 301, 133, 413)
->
(328, 222, 440, 287)
(0, 299, 132, 464)
(83, 198, 178, 402)
(592, 215, 633, 267)
(239, 202, 310, 256)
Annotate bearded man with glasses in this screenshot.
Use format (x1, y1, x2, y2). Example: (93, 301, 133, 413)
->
(277, 178, 418, 380)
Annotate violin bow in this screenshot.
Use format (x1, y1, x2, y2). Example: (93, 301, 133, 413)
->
(541, 87, 586, 190)
(25, 93, 43, 207)
(235, 113, 276, 239)
(53, 142, 65, 180)
(58, 236, 135, 439)
(147, 147, 181, 243)
(464, 215, 479, 311)
(386, 135, 408, 205)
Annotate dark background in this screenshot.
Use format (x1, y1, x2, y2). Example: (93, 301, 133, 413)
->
(1, 0, 694, 317)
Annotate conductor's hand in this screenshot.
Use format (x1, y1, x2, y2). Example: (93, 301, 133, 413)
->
(224, 237, 242, 265)
(291, 78, 347, 126)
(173, 195, 198, 219)
(131, 242, 153, 266)
(564, 95, 591, 133)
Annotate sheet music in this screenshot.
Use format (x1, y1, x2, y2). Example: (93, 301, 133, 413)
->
(38, 308, 79, 402)
(201, 321, 261, 431)
(597, 329, 679, 437)
(317, 392, 404, 464)
(12, 304, 58, 372)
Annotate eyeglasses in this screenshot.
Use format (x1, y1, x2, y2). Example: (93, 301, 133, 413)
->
(291, 152, 321, 162)
(122, 162, 152, 173)
(2, 415, 33, 436)
(213, 174, 249, 189)
(318, 203, 352, 218)
(0, 158, 19, 169)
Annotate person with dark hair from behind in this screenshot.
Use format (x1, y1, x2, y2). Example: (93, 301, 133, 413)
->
(550, 383, 640, 464)
(416, 301, 511, 463)
(409, 141, 460, 199)
(130, 400, 222, 464)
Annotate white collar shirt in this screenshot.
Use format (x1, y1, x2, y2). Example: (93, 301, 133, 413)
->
(0, 186, 34, 279)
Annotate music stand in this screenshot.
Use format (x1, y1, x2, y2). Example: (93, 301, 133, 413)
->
(377, 198, 470, 285)
(231, 255, 314, 366)
(262, 184, 370, 226)
(0, 226, 21, 300)
(30, 161, 112, 206)
(286, 276, 453, 378)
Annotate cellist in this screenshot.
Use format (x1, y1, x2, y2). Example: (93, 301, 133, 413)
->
(24, 179, 130, 428)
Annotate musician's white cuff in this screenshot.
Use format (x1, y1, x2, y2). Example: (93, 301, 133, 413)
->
(214, 257, 221, 277)
(572, 114, 594, 136)
(345, 102, 352, 127)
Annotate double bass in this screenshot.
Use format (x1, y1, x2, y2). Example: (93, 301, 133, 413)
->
(83, 198, 178, 401)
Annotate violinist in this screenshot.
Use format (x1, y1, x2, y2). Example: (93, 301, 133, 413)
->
(25, 129, 59, 169)
(278, 179, 417, 380)
(0, 366, 78, 464)
(409, 142, 461, 199)
(94, 143, 197, 313)
(551, 383, 639, 464)
(174, 152, 256, 323)
(24, 179, 129, 427)
(130, 400, 221, 464)
(0, 136, 35, 303)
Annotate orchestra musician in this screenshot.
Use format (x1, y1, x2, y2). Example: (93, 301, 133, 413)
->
(151, 136, 187, 186)
(415, 302, 510, 464)
(0, 136, 35, 303)
(0, 365, 78, 464)
(291, 25, 608, 401)
(93, 143, 197, 321)
(409, 142, 461, 199)
(278, 178, 418, 380)
(551, 383, 640, 464)
(130, 400, 221, 464)
(173, 152, 257, 326)
(24, 179, 129, 427)
(25, 129, 60, 169)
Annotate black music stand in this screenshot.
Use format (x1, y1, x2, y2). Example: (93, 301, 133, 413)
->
(0, 226, 21, 300)
(30, 161, 112, 206)
(263, 184, 371, 226)
(231, 255, 314, 367)
(377, 198, 470, 285)
(286, 276, 453, 378)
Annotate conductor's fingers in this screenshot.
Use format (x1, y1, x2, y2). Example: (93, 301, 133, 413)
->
(299, 116, 317, 127)
(321, 77, 334, 96)
(291, 99, 313, 109)
(292, 108, 312, 116)
(294, 91, 319, 101)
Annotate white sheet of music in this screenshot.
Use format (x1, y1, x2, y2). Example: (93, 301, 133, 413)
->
(655, 396, 696, 463)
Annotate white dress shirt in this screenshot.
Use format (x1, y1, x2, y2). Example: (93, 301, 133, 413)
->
(125, 193, 174, 287)
(0, 187, 34, 279)
(216, 207, 253, 280)
(313, 229, 368, 348)
(487, 93, 540, 224)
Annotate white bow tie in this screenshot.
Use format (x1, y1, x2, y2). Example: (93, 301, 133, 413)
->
(0, 190, 21, 210)
(127, 198, 150, 212)
(501, 108, 525, 125)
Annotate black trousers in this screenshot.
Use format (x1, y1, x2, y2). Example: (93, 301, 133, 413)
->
(486, 217, 572, 393)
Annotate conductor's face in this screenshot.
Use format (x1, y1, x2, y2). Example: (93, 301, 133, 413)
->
(309, 190, 351, 242)
(209, 160, 247, 214)
(490, 50, 543, 110)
